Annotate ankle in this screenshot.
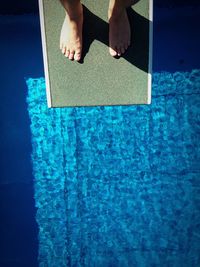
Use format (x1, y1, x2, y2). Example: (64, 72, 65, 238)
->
(108, 1, 126, 20)
(65, 2, 82, 21)
(108, 7, 126, 21)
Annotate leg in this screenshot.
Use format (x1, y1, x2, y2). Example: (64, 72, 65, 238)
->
(108, 0, 134, 56)
(59, 0, 83, 61)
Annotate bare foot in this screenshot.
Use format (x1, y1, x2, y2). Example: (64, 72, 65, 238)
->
(60, 3, 83, 61)
(108, 4, 131, 57)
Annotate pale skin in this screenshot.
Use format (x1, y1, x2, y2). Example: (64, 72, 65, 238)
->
(60, 0, 135, 61)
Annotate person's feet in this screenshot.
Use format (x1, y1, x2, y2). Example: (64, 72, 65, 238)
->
(60, 2, 83, 61)
(108, 1, 131, 57)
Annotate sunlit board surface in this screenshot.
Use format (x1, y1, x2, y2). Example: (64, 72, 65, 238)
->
(39, 0, 153, 107)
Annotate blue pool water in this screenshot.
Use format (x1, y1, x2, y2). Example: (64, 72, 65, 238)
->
(26, 70, 200, 267)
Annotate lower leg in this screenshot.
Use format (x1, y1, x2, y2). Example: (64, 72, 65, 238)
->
(59, 0, 83, 61)
(60, 0, 81, 18)
(109, 0, 134, 11)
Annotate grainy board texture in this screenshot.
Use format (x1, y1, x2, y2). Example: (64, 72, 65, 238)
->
(41, 0, 151, 107)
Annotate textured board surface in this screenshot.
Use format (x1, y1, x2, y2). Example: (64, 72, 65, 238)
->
(39, 0, 153, 107)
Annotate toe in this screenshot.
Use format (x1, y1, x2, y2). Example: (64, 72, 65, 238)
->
(117, 46, 121, 56)
(69, 51, 75, 60)
(109, 47, 117, 57)
(74, 50, 82, 61)
(74, 54, 81, 61)
(62, 46, 66, 54)
(120, 46, 125, 54)
(65, 49, 70, 58)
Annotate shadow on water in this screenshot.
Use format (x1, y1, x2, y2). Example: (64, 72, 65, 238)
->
(80, 3, 150, 73)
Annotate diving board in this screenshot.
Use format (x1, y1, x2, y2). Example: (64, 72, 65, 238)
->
(38, 0, 153, 107)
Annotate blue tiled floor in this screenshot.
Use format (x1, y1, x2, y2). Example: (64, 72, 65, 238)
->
(26, 69, 200, 267)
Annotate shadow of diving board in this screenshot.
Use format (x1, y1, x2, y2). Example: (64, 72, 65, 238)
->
(39, 0, 153, 107)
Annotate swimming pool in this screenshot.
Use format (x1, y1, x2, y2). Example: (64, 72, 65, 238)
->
(26, 69, 200, 267)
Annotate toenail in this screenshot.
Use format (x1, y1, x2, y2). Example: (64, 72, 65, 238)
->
(69, 53, 75, 60)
